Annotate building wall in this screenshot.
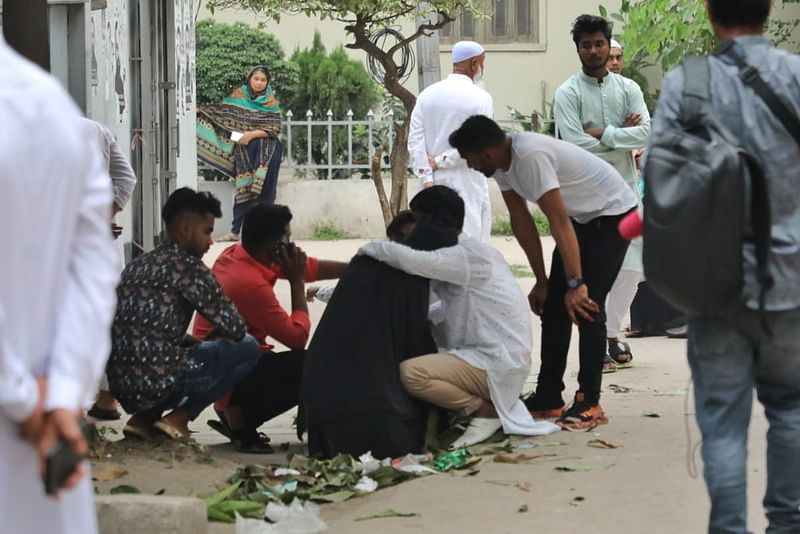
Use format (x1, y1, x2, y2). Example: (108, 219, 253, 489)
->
(89, 0, 134, 242)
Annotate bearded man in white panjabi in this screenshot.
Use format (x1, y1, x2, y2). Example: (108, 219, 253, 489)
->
(407, 40, 494, 242)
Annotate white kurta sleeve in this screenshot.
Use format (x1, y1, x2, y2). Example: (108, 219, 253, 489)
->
(359, 241, 470, 286)
(108, 135, 137, 209)
(407, 103, 433, 185)
(315, 286, 335, 303)
(44, 147, 119, 412)
(0, 306, 39, 423)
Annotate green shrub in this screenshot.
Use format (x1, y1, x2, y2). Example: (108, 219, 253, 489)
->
(509, 264, 534, 278)
(310, 222, 348, 241)
(284, 32, 379, 179)
(491, 211, 551, 237)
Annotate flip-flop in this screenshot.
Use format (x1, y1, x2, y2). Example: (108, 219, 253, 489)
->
(122, 422, 154, 440)
(88, 405, 122, 421)
(153, 420, 190, 441)
(207, 419, 233, 440)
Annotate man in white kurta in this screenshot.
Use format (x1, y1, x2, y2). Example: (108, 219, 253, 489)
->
(0, 37, 119, 534)
(407, 40, 494, 242)
(359, 186, 559, 448)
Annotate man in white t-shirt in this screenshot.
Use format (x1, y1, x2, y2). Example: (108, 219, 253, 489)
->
(448, 115, 637, 430)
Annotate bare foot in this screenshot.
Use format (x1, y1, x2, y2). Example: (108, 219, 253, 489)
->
(473, 400, 498, 418)
(157, 409, 191, 439)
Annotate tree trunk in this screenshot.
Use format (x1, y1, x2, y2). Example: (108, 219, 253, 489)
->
(370, 146, 393, 227)
(388, 115, 411, 218)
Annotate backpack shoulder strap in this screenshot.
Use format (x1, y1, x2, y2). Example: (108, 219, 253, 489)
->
(680, 56, 711, 124)
(715, 40, 800, 147)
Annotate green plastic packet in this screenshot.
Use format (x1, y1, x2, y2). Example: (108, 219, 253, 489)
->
(433, 449, 470, 472)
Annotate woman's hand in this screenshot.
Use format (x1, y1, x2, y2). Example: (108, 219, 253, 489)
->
(238, 131, 256, 145)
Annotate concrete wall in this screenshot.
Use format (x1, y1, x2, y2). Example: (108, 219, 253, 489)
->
(89, 0, 134, 243)
(199, 177, 521, 239)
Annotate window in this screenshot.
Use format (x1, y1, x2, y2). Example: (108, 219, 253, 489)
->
(440, 0, 542, 47)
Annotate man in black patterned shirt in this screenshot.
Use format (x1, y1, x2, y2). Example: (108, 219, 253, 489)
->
(108, 188, 260, 439)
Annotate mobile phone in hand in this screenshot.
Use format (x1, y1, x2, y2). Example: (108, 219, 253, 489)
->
(44, 419, 91, 496)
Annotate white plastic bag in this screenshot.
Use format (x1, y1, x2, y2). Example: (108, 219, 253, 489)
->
(234, 499, 327, 534)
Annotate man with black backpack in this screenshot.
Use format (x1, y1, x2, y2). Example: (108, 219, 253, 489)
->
(646, 0, 800, 531)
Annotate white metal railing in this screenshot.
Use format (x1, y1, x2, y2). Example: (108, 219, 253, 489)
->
(199, 111, 554, 180)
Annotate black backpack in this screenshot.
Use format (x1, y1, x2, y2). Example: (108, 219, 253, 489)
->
(643, 42, 800, 317)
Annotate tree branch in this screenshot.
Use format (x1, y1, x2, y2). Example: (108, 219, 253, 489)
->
(387, 12, 453, 57)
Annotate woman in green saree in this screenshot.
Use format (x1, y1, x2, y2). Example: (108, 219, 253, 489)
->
(197, 66, 282, 241)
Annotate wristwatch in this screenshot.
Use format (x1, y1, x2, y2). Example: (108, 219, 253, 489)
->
(566, 276, 585, 290)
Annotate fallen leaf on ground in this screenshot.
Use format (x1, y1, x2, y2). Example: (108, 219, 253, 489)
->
(450, 467, 481, 477)
(310, 490, 356, 503)
(110, 484, 140, 494)
(608, 384, 632, 393)
(643, 413, 661, 418)
(154, 489, 166, 495)
(516, 482, 532, 492)
(485, 480, 515, 487)
(570, 496, 585, 507)
(493, 453, 542, 464)
(92, 463, 129, 482)
(588, 439, 620, 449)
(354, 509, 419, 522)
(554, 464, 602, 472)
(518, 504, 529, 513)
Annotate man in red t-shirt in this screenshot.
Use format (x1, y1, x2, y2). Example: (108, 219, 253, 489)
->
(194, 203, 347, 452)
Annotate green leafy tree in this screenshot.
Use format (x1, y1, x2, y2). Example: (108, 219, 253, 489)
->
(284, 32, 379, 179)
(207, 0, 489, 224)
(600, 0, 800, 76)
(195, 19, 299, 105)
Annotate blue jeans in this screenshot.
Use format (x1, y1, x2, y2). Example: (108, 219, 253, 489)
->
(152, 335, 260, 419)
(688, 307, 800, 534)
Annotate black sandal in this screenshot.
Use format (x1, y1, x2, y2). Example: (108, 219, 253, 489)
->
(233, 430, 274, 454)
(207, 411, 271, 443)
(608, 340, 634, 368)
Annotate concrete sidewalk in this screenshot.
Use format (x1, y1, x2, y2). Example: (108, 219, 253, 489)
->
(93, 237, 771, 534)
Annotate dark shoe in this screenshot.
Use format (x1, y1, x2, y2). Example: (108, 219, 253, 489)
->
(523, 392, 565, 419)
(557, 392, 608, 430)
(608, 339, 634, 368)
(232, 429, 274, 454)
(88, 404, 122, 421)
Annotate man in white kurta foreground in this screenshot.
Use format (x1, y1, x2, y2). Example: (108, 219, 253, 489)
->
(360, 186, 559, 447)
(407, 40, 494, 242)
(0, 37, 119, 533)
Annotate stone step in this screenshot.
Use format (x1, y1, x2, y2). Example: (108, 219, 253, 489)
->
(95, 495, 207, 534)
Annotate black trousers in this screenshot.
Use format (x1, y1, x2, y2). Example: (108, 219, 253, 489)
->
(534, 212, 631, 405)
(229, 349, 305, 430)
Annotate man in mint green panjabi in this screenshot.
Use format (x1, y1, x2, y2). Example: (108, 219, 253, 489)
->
(553, 15, 650, 371)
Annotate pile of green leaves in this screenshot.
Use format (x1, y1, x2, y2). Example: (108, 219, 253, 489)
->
(204, 456, 414, 523)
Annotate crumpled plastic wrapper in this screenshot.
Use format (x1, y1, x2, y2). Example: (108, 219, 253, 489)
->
(234, 499, 327, 534)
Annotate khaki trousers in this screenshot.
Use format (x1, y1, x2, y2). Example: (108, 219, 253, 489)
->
(400, 353, 490, 416)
